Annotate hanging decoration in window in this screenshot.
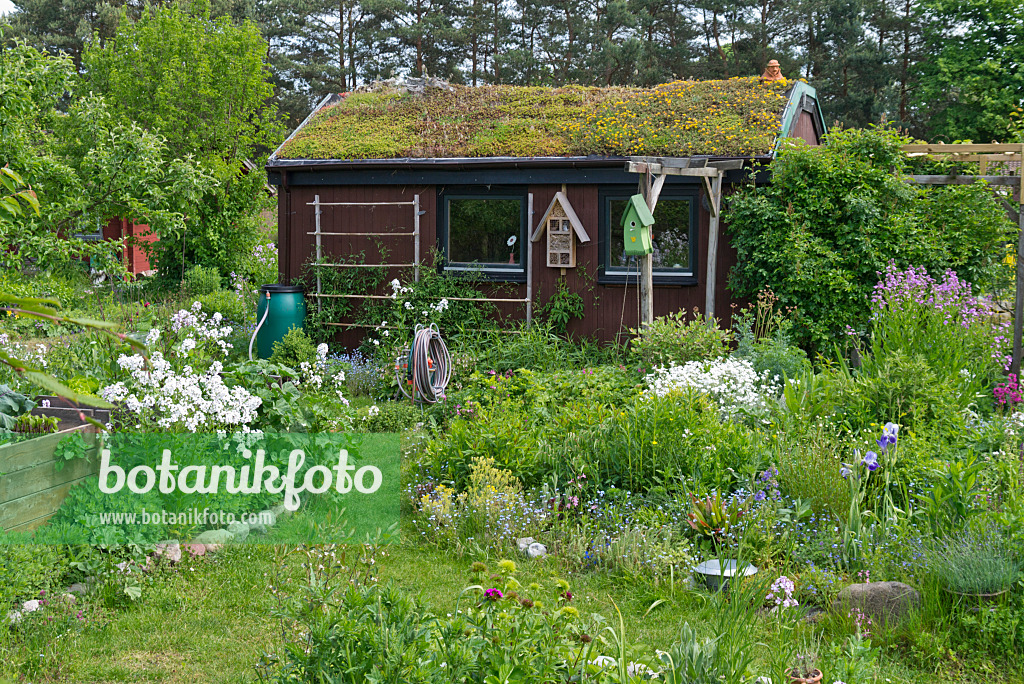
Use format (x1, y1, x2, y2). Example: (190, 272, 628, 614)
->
(530, 189, 590, 272)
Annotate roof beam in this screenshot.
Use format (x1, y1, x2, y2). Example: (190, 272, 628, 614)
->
(905, 174, 1021, 187)
(626, 161, 721, 177)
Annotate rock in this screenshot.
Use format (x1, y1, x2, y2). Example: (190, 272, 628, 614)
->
(250, 510, 276, 535)
(154, 540, 182, 564)
(66, 583, 88, 595)
(516, 537, 535, 553)
(271, 503, 294, 520)
(227, 522, 250, 542)
(204, 543, 222, 553)
(833, 581, 920, 625)
(59, 593, 77, 605)
(193, 528, 232, 546)
(21, 599, 40, 614)
(183, 543, 206, 557)
(527, 542, 548, 558)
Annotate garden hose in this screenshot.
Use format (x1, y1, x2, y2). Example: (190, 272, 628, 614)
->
(395, 324, 451, 403)
(248, 291, 271, 361)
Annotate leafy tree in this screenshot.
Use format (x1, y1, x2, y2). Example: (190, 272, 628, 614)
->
(726, 127, 1014, 353)
(82, 0, 283, 283)
(915, 0, 1024, 142)
(1, 27, 204, 272)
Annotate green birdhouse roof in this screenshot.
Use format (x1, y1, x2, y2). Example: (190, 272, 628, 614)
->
(269, 77, 824, 164)
(624, 195, 655, 227)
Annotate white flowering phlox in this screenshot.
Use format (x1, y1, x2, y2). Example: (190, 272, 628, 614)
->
(645, 357, 780, 415)
(166, 302, 234, 357)
(0, 333, 48, 369)
(101, 352, 262, 432)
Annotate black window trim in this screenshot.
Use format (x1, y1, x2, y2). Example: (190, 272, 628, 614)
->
(597, 186, 699, 286)
(437, 186, 529, 283)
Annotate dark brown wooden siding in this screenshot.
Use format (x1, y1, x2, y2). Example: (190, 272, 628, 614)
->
(278, 182, 740, 347)
(791, 110, 822, 146)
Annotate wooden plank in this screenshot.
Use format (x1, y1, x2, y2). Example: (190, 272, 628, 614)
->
(904, 154, 1020, 163)
(310, 262, 418, 268)
(901, 144, 1024, 154)
(305, 201, 416, 206)
(310, 293, 530, 303)
(625, 162, 722, 177)
(704, 174, 724, 324)
(905, 175, 1021, 187)
(0, 428, 96, 474)
(0, 476, 94, 532)
(305, 231, 416, 237)
(0, 453, 97, 504)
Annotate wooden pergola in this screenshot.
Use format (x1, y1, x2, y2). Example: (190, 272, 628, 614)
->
(627, 145, 1024, 378)
(624, 156, 742, 325)
(901, 143, 1024, 376)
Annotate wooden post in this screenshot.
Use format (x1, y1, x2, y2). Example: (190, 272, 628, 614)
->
(314, 194, 322, 313)
(704, 172, 723, 325)
(1012, 147, 1024, 378)
(526, 192, 533, 326)
(640, 173, 655, 327)
(413, 194, 421, 283)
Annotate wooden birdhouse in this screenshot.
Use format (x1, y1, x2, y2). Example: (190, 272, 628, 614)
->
(621, 194, 654, 256)
(530, 190, 590, 272)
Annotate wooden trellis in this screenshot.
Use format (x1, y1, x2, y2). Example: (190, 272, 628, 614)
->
(306, 193, 533, 328)
(900, 143, 1024, 376)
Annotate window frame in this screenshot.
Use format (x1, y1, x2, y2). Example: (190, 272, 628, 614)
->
(437, 186, 529, 283)
(597, 186, 699, 286)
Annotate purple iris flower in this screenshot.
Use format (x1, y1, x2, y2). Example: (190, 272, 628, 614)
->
(862, 451, 879, 471)
(840, 465, 852, 479)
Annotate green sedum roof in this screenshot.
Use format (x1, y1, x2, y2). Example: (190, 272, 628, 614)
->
(274, 77, 801, 161)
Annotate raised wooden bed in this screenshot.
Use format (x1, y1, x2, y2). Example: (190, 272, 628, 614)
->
(0, 425, 99, 533)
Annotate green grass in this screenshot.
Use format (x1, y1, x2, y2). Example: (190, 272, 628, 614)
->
(5, 540, 1019, 683)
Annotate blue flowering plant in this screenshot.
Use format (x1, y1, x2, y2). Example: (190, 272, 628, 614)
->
(840, 422, 900, 569)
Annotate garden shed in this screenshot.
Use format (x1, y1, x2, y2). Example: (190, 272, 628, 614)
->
(266, 76, 826, 344)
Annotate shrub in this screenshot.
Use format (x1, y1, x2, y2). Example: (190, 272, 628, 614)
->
(733, 290, 809, 386)
(629, 308, 732, 369)
(196, 289, 251, 324)
(269, 326, 318, 369)
(727, 126, 1013, 353)
(359, 401, 420, 433)
(182, 264, 222, 297)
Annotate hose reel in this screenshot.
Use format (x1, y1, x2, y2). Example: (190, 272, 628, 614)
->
(395, 324, 451, 403)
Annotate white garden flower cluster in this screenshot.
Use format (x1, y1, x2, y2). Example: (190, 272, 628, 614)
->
(101, 353, 262, 432)
(168, 302, 234, 356)
(645, 357, 780, 415)
(297, 343, 349, 404)
(0, 333, 48, 369)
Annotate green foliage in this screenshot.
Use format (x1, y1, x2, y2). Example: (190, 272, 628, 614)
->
(183, 265, 223, 297)
(726, 127, 1013, 352)
(915, 0, 1024, 143)
(277, 78, 792, 160)
(195, 289, 252, 324)
(0, 384, 34, 429)
(82, 0, 283, 282)
(0, 39, 205, 274)
(269, 326, 317, 369)
(925, 524, 1019, 595)
(537, 278, 584, 336)
(629, 309, 732, 369)
(359, 401, 420, 433)
(732, 291, 809, 386)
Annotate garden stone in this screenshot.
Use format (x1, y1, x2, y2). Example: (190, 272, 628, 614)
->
(271, 503, 294, 520)
(66, 583, 88, 595)
(154, 540, 182, 564)
(527, 542, 547, 558)
(193, 529, 232, 546)
(516, 537, 535, 554)
(184, 543, 206, 557)
(833, 581, 920, 625)
(227, 522, 250, 542)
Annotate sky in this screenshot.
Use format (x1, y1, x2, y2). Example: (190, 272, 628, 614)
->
(0, 0, 14, 17)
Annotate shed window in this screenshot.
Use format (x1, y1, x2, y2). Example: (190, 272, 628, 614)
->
(599, 189, 697, 284)
(440, 189, 527, 279)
